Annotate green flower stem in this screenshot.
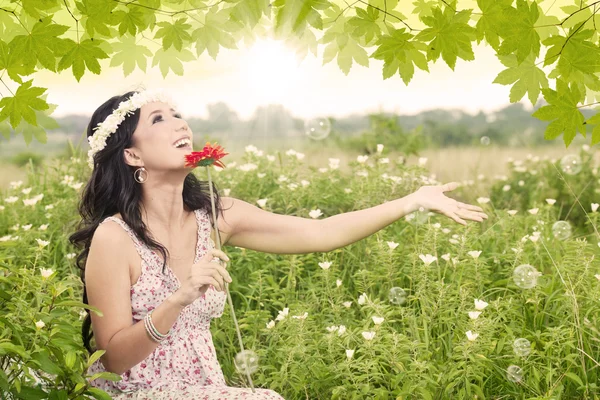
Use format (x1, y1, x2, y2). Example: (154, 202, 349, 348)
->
(206, 166, 255, 393)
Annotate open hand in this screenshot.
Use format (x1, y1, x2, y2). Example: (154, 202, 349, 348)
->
(410, 182, 489, 226)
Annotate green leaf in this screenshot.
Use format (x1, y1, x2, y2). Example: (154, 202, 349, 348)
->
(151, 46, 195, 77)
(496, 0, 540, 64)
(493, 53, 549, 105)
(228, 0, 271, 28)
(76, 0, 118, 37)
(474, 0, 512, 51)
(322, 33, 368, 75)
(12, 385, 48, 400)
(586, 112, 600, 145)
(564, 372, 584, 387)
(274, 0, 331, 35)
(13, 101, 58, 145)
(414, 6, 475, 70)
(0, 80, 49, 128)
(371, 28, 429, 83)
(192, 10, 239, 59)
(20, 0, 60, 19)
(542, 28, 600, 81)
(86, 388, 114, 400)
(57, 38, 109, 81)
(347, 6, 381, 45)
(31, 349, 62, 376)
(113, 6, 152, 36)
(532, 78, 586, 147)
(0, 40, 35, 83)
(8, 16, 70, 71)
(0, 341, 28, 358)
(86, 349, 106, 369)
(54, 300, 104, 316)
(154, 18, 192, 51)
(109, 35, 152, 76)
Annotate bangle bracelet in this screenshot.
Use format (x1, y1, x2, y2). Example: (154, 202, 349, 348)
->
(144, 310, 170, 342)
(144, 314, 161, 342)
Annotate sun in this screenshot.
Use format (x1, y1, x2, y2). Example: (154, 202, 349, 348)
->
(242, 38, 307, 104)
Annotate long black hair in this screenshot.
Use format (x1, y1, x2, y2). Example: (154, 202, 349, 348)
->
(68, 91, 228, 354)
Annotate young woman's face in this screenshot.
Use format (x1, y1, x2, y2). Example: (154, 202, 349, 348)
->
(126, 101, 193, 170)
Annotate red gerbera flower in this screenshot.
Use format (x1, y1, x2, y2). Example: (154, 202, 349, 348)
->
(184, 142, 228, 168)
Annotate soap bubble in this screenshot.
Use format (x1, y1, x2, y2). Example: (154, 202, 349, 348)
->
(513, 264, 540, 289)
(409, 207, 430, 225)
(304, 118, 331, 140)
(560, 154, 582, 175)
(234, 350, 259, 375)
(389, 287, 407, 305)
(552, 221, 572, 241)
(506, 365, 523, 383)
(480, 136, 491, 146)
(513, 338, 531, 357)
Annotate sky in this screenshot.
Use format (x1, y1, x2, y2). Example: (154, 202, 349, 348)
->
(30, 0, 568, 120)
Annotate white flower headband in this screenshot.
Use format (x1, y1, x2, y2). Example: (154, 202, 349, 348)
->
(87, 89, 177, 169)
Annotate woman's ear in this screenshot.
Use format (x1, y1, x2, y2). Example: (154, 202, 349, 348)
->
(123, 148, 143, 167)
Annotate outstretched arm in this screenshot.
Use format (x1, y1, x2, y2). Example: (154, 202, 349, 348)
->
(222, 182, 487, 254)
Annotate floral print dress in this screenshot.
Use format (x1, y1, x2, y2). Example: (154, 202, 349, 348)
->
(87, 208, 284, 400)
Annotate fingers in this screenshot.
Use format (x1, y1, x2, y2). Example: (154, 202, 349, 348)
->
(458, 202, 486, 214)
(207, 248, 230, 262)
(448, 211, 467, 226)
(442, 182, 460, 192)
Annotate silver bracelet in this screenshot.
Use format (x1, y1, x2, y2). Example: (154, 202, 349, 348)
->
(144, 310, 169, 342)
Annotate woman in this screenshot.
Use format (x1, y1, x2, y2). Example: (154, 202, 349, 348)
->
(69, 90, 487, 400)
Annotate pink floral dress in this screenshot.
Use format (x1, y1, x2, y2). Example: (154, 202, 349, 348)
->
(87, 208, 284, 400)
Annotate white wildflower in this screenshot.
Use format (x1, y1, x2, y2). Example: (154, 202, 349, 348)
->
(22, 224, 32, 231)
(326, 325, 338, 333)
(266, 320, 275, 329)
(419, 254, 437, 266)
(256, 199, 268, 208)
(466, 330, 479, 341)
(358, 293, 367, 305)
(275, 307, 289, 321)
(346, 349, 355, 360)
(503, 185, 511, 192)
(40, 268, 54, 279)
(441, 253, 451, 261)
(361, 331, 376, 341)
(337, 325, 346, 336)
(357, 155, 368, 164)
(507, 210, 518, 216)
(418, 157, 428, 166)
(309, 209, 323, 219)
(377, 144, 384, 153)
(35, 320, 45, 329)
(387, 241, 399, 250)
(592, 203, 599, 212)
(468, 311, 481, 320)
(5, 196, 18, 203)
(343, 301, 352, 308)
(477, 197, 490, 204)
(336, 279, 342, 287)
(292, 312, 308, 320)
(474, 299, 489, 310)
(372, 316, 384, 325)
(36, 239, 50, 248)
(468, 250, 482, 259)
(319, 261, 332, 270)
(528, 208, 539, 215)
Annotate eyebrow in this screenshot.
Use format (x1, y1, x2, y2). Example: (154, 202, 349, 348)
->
(148, 108, 178, 120)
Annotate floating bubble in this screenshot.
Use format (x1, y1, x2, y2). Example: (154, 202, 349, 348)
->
(389, 287, 406, 305)
(552, 221, 572, 241)
(409, 207, 430, 225)
(560, 154, 582, 175)
(480, 136, 491, 146)
(513, 264, 540, 289)
(513, 338, 531, 357)
(506, 365, 523, 383)
(304, 117, 331, 140)
(234, 350, 259, 375)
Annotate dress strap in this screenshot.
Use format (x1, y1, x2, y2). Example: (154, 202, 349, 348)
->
(99, 216, 150, 263)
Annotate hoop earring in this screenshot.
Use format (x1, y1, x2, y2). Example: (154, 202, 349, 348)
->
(134, 167, 148, 184)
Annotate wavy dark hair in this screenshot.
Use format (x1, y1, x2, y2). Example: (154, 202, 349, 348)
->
(68, 91, 228, 355)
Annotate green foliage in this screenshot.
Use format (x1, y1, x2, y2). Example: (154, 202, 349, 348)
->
(1, 0, 600, 148)
(10, 151, 44, 168)
(3, 147, 600, 398)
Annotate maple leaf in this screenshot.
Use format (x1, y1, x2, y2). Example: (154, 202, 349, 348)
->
(0, 40, 35, 83)
(371, 28, 429, 83)
(152, 47, 195, 77)
(273, 0, 331, 35)
(109, 35, 152, 76)
(531, 78, 586, 147)
(347, 6, 381, 45)
(76, 0, 118, 37)
(493, 53, 549, 105)
(154, 19, 192, 51)
(496, 0, 540, 65)
(414, 6, 475, 70)
(0, 80, 50, 128)
(9, 17, 70, 71)
(57, 38, 109, 81)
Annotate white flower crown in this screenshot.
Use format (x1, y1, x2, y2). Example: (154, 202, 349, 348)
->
(87, 90, 177, 169)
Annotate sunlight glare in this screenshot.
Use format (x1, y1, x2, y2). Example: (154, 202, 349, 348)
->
(242, 38, 307, 104)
